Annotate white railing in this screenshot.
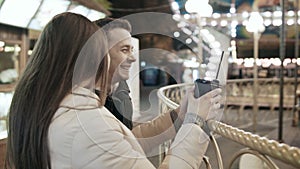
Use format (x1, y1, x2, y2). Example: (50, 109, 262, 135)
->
(226, 78, 298, 110)
(157, 82, 300, 169)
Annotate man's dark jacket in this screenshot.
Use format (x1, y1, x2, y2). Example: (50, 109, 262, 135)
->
(103, 81, 133, 129)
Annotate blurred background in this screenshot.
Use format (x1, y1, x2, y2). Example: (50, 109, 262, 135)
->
(0, 0, 300, 168)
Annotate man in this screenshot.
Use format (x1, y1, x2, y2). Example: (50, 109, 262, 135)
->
(92, 19, 224, 168)
(94, 18, 184, 153)
(95, 18, 136, 129)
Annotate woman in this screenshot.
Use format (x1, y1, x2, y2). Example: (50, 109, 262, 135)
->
(5, 12, 109, 169)
(6, 12, 222, 169)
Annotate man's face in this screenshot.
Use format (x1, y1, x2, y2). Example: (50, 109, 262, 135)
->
(108, 28, 136, 84)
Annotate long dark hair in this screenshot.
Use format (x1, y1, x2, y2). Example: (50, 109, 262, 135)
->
(5, 12, 109, 169)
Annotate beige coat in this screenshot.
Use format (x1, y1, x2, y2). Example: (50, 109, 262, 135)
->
(49, 87, 209, 169)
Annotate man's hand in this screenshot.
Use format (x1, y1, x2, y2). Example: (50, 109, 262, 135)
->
(177, 87, 192, 121)
(186, 88, 222, 121)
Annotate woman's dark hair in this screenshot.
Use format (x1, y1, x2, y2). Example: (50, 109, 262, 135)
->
(5, 12, 109, 169)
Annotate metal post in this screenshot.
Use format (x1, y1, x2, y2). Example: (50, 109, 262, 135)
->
(253, 32, 260, 133)
(278, 0, 286, 142)
(293, 0, 299, 127)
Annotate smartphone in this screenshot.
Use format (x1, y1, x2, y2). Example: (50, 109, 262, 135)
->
(194, 79, 220, 98)
(194, 51, 224, 98)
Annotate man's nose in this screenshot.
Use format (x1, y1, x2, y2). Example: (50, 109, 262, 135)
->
(128, 52, 137, 62)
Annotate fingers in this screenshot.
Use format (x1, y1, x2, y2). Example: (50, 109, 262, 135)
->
(210, 95, 222, 104)
(209, 102, 221, 113)
(192, 88, 221, 101)
(213, 102, 221, 109)
(185, 87, 195, 97)
(207, 109, 222, 120)
(188, 88, 222, 103)
(207, 102, 223, 120)
(185, 87, 224, 120)
(187, 86, 194, 93)
(206, 88, 222, 97)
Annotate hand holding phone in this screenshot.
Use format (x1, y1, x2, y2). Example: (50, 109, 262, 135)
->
(194, 79, 220, 98)
(194, 51, 224, 98)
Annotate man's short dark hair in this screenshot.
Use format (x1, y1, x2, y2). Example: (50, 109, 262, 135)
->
(94, 17, 132, 33)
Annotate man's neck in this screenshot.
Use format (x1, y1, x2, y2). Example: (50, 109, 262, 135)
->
(107, 79, 120, 95)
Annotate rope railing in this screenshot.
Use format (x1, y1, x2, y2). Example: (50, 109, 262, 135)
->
(157, 82, 300, 168)
(208, 120, 300, 168)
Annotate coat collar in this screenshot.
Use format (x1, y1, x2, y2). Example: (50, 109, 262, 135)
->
(59, 86, 101, 110)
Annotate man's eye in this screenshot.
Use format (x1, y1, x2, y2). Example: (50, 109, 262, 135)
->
(121, 49, 129, 53)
